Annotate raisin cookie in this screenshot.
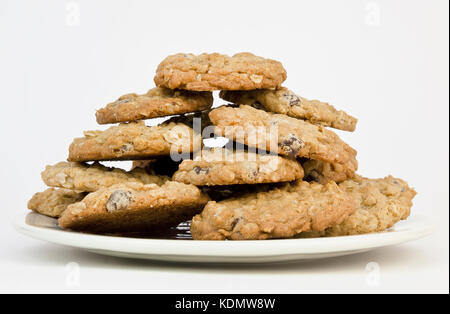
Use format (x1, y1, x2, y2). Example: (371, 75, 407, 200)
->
(42, 161, 169, 192)
(172, 147, 304, 186)
(302, 159, 356, 184)
(28, 188, 86, 218)
(154, 52, 287, 91)
(220, 88, 357, 132)
(209, 105, 357, 172)
(96, 87, 213, 124)
(58, 181, 210, 233)
(302, 175, 416, 237)
(190, 180, 356, 240)
(68, 121, 202, 162)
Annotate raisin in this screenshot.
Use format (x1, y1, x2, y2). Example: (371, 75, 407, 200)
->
(106, 190, 131, 212)
(280, 134, 304, 157)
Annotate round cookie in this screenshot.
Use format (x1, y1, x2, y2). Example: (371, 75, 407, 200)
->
(28, 188, 87, 218)
(220, 88, 358, 132)
(190, 180, 356, 240)
(96, 87, 213, 124)
(68, 121, 202, 162)
(209, 105, 358, 174)
(154, 52, 287, 91)
(42, 161, 169, 192)
(172, 147, 304, 186)
(58, 181, 210, 233)
(323, 175, 416, 236)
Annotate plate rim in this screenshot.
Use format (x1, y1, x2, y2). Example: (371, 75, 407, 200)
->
(13, 212, 435, 258)
(13, 212, 435, 257)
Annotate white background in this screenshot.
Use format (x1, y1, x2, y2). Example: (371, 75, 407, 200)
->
(0, 0, 448, 293)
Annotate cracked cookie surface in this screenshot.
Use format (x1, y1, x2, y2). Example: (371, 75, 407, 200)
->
(190, 180, 355, 240)
(220, 88, 357, 132)
(154, 52, 286, 91)
(209, 105, 357, 173)
(28, 188, 86, 218)
(42, 161, 169, 192)
(96, 87, 213, 124)
(58, 181, 210, 233)
(68, 121, 202, 162)
(173, 147, 304, 186)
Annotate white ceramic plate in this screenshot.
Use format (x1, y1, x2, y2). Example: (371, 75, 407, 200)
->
(14, 212, 434, 263)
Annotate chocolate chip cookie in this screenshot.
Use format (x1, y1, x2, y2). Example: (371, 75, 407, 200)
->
(68, 121, 202, 162)
(58, 181, 210, 233)
(209, 105, 357, 173)
(154, 52, 287, 91)
(172, 147, 304, 186)
(28, 188, 86, 218)
(220, 88, 357, 132)
(96, 87, 213, 124)
(190, 180, 356, 240)
(42, 161, 169, 192)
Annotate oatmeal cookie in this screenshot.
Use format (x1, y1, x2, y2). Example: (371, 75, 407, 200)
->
(28, 188, 86, 218)
(68, 121, 202, 162)
(220, 88, 357, 131)
(302, 159, 356, 184)
(190, 180, 356, 240)
(58, 181, 210, 233)
(96, 87, 213, 124)
(42, 161, 168, 192)
(154, 52, 286, 91)
(173, 147, 304, 186)
(209, 105, 357, 172)
(317, 175, 416, 236)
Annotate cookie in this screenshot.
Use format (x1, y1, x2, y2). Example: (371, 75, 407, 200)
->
(190, 180, 356, 240)
(220, 88, 357, 131)
(28, 188, 86, 218)
(58, 181, 210, 233)
(172, 147, 304, 186)
(42, 161, 169, 192)
(305, 175, 416, 236)
(209, 105, 357, 172)
(302, 159, 356, 184)
(96, 87, 213, 124)
(154, 52, 287, 91)
(68, 121, 202, 162)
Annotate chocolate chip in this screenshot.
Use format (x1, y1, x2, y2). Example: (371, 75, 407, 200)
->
(106, 190, 131, 212)
(194, 166, 209, 175)
(280, 134, 304, 157)
(284, 93, 301, 106)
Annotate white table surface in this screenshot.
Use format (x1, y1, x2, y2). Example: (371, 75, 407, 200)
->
(1, 213, 447, 294)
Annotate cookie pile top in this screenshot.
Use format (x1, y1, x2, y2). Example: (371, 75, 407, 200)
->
(28, 52, 416, 240)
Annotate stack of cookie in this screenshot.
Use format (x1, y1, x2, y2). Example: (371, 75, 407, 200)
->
(28, 52, 416, 240)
